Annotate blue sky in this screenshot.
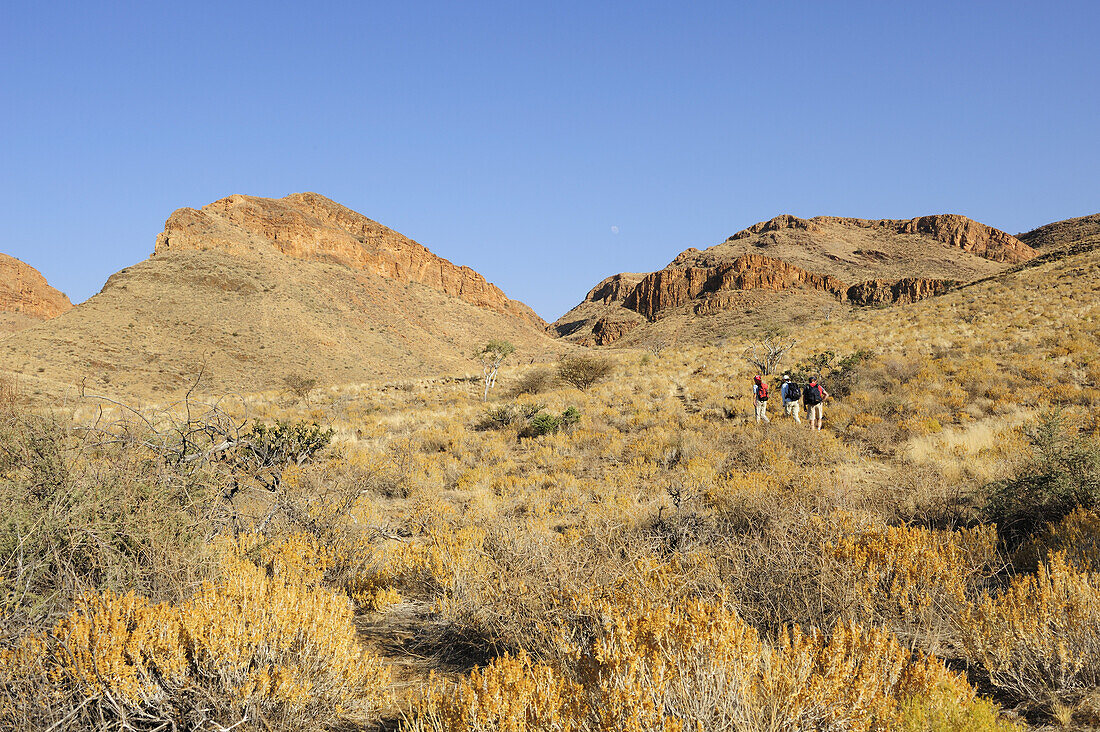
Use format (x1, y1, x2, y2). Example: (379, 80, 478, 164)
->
(1, 1, 1097, 320)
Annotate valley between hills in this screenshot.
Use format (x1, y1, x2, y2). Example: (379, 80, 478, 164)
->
(2, 196, 1100, 731)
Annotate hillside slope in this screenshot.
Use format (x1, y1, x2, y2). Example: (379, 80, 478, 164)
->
(1017, 212, 1100, 250)
(0, 195, 557, 399)
(553, 214, 1035, 347)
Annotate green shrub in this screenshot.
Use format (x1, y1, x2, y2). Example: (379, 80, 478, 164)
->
(560, 406, 581, 429)
(518, 407, 582, 438)
(232, 420, 335, 491)
(526, 412, 562, 437)
(984, 410, 1100, 550)
(791, 350, 869, 397)
(477, 403, 545, 431)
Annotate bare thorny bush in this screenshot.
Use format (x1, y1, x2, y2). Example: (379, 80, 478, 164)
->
(0, 378, 403, 731)
(742, 334, 796, 375)
(0, 397, 218, 642)
(0, 374, 379, 643)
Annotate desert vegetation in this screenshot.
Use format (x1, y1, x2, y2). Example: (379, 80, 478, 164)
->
(1, 246, 1099, 730)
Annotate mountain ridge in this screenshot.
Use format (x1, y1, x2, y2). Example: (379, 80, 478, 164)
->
(552, 212, 1035, 346)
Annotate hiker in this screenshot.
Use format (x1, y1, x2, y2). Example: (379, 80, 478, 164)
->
(752, 375, 770, 424)
(803, 376, 830, 430)
(781, 374, 801, 424)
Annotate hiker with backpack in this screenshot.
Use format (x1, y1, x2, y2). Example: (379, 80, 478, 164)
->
(752, 375, 771, 424)
(803, 376, 830, 430)
(781, 374, 801, 424)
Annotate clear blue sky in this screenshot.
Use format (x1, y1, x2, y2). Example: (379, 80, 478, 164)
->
(2, 1, 1097, 320)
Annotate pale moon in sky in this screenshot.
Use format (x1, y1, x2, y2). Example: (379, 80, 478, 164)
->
(610, 225, 619, 234)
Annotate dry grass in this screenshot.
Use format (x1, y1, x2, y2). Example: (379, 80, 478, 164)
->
(2, 244, 1099, 729)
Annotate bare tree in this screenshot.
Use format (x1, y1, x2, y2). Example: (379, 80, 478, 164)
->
(643, 324, 683, 356)
(474, 340, 515, 401)
(742, 335, 796, 375)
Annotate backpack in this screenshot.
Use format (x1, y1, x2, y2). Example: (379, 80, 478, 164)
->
(757, 383, 768, 401)
(803, 384, 822, 405)
(786, 382, 800, 401)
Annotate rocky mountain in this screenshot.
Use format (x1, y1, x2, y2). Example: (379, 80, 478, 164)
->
(154, 192, 544, 328)
(0, 194, 556, 399)
(553, 214, 1036, 347)
(0, 253, 72, 334)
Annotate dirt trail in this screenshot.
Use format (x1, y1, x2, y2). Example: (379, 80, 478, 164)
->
(351, 596, 477, 731)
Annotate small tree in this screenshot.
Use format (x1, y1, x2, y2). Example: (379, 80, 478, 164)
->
(474, 340, 515, 401)
(558, 354, 614, 391)
(742, 335, 796, 375)
(283, 373, 318, 401)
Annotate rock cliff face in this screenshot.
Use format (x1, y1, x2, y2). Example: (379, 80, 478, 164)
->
(846, 278, 955, 306)
(0, 253, 72, 320)
(553, 211, 1032, 347)
(619, 254, 955, 323)
(624, 254, 847, 320)
(584, 273, 645, 304)
(154, 193, 545, 328)
(726, 214, 1035, 264)
(585, 318, 638, 346)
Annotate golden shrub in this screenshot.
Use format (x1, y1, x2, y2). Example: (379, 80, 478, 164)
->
(408, 591, 1013, 732)
(760, 621, 982, 732)
(407, 652, 583, 732)
(1023, 506, 1100, 573)
(828, 523, 1000, 652)
(962, 551, 1100, 714)
(0, 555, 390, 730)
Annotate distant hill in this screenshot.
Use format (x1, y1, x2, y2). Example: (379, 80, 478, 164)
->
(0, 193, 557, 399)
(0, 253, 72, 335)
(552, 214, 1036, 347)
(1018, 212, 1100, 250)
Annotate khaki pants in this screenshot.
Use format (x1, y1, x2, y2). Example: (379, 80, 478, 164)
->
(755, 400, 770, 423)
(807, 402, 824, 429)
(784, 399, 801, 423)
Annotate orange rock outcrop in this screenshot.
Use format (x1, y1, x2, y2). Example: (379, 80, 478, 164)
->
(588, 253, 957, 331)
(584, 273, 645, 304)
(0, 253, 72, 319)
(625, 254, 847, 320)
(154, 193, 545, 328)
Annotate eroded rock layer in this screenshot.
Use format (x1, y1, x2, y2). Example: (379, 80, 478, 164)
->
(625, 255, 848, 320)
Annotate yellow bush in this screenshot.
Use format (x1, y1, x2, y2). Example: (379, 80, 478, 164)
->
(1023, 506, 1100, 572)
(408, 594, 1014, 732)
(407, 652, 583, 732)
(828, 523, 999, 652)
(962, 551, 1100, 714)
(895, 679, 1021, 732)
(760, 621, 989, 732)
(0, 557, 390, 730)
